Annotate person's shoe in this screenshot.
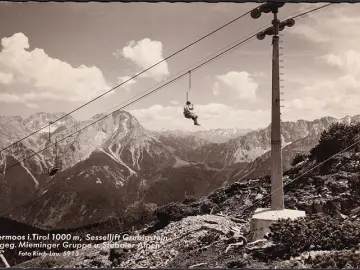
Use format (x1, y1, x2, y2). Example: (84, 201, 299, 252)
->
(194, 123, 200, 126)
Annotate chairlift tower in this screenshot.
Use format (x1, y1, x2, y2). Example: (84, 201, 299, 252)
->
(251, 2, 295, 210)
(249, 3, 305, 240)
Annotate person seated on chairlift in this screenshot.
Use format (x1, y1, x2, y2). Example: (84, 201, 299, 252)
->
(48, 166, 59, 176)
(184, 101, 200, 126)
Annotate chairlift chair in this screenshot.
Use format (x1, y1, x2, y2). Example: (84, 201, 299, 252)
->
(48, 166, 59, 176)
(183, 71, 200, 126)
(183, 102, 193, 119)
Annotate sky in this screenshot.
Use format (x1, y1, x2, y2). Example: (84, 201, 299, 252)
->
(0, 2, 359, 132)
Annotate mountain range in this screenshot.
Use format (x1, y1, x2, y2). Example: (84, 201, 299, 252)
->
(160, 127, 252, 143)
(0, 111, 358, 230)
(7, 125, 360, 268)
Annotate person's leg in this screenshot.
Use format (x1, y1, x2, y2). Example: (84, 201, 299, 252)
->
(192, 115, 200, 125)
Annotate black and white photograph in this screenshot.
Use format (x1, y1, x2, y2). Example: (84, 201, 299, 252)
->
(1, 1, 360, 268)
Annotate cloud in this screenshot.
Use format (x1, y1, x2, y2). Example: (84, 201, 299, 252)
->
(212, 82, 220, 96)
(130, 94, 360, 132)
(0, 72, 13, 84)
(170, 100, 179, 105)
(287, 4, 360, 51)
(214, 71, 257, 100)
(253, 72, 268, 79)
(0, 32, 109, 107)
(0, 93, 38, 108)
(120, 38, 169, 81)
(130, 103, 270, 131)
(323, 50, 360, 75)
(117, 76, 136, 92)
(288, 24, 331, 43)
(282, 50, 360, 122)
(281, 5, 360, 122)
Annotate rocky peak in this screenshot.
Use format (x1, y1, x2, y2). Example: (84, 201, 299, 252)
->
(23, 112, 76, 133)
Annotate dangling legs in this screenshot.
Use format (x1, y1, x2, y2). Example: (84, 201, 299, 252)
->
(192, 115, 200, 126)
